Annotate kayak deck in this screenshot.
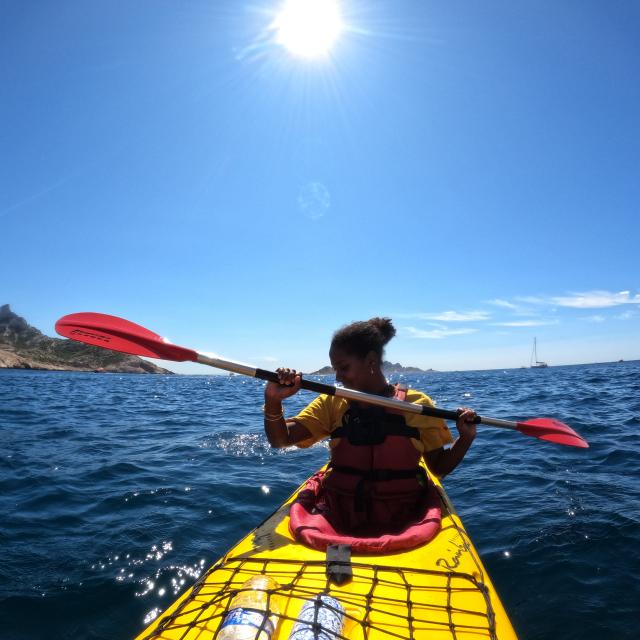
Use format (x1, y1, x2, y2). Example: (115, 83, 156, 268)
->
(136, 471, 517, 640)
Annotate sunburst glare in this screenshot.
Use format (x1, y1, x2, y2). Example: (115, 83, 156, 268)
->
(274, 0, 344, 58)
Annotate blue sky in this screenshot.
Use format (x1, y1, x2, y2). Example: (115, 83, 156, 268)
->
(2, 0, 638, 374)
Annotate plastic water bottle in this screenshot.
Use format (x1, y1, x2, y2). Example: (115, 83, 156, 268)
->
(288, 594, 345, 640)
(218, 575, 281, 640)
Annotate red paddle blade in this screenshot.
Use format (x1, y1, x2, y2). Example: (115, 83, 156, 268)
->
(55, 312, 198, 362)
(516, 418, 589, 448)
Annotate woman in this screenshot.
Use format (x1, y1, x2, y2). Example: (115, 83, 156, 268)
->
(263, 317, 477, 537)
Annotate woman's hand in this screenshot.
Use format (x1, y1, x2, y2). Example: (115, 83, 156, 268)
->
(424, 407, 478, 478)
(456, 407, 478, 442)
(265, 368, 302, 403)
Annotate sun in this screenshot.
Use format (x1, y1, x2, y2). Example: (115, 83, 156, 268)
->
(274, 0, 344, 59)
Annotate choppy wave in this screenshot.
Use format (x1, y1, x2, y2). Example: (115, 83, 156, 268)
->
(1, 362, 639, 639)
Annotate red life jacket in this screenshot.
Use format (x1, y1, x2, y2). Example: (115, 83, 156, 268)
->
(321, 385, 428, 535)
(289, 386, 441, 552)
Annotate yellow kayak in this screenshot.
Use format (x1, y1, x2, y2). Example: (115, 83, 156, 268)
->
(135, 466, 517, 640)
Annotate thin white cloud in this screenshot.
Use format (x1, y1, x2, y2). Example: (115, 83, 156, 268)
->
(487, 298, 518, 310)
(492, 320, 559, 327)
(400, 290, 638, 338)
(515, 290, 640, 309)
(551, 290, 640, 308)
(488, 298, 540, 316)
(259, 356, 279, 363)
(515, 295, 547, 305)
(400, 310, 490, 322)
(405, 326, 478, 339)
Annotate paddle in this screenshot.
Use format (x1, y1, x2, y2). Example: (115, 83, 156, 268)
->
(55, 312, 589, 448)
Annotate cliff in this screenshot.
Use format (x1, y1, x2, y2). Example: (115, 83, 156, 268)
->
(0, 305, 173, 374)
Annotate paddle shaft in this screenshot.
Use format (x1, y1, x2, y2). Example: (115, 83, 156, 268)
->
(54, 312, 587, 446)
(197, 353, 516, 429)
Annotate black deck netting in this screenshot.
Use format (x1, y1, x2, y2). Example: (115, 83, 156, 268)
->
(139, 556, 497, 640)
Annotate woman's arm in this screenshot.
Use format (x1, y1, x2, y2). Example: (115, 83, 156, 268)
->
(263, 368, 313, 448)
(265, 418, 313, 448)
(423, 408, 477, 478)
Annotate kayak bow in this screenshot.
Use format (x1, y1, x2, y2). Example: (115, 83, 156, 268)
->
(135, 465, 517, 640)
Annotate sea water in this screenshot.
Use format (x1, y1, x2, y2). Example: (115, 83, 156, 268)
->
(1, 361, 639, 639)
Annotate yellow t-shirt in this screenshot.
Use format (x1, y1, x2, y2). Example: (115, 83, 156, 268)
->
(291, 389, 453, 453)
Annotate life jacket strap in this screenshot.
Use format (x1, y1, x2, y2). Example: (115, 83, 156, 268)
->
(329, 465, 427, 513)
(330, 420, 420, 442)
(330, 384, 418, 444)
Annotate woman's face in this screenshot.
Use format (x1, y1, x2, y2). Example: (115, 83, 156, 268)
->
(329, 347, 376, 391)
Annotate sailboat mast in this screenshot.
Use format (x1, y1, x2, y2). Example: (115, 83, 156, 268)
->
(530, 337, 548, 368)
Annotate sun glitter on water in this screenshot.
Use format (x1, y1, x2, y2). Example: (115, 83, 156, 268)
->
(274, 0, 344, 58)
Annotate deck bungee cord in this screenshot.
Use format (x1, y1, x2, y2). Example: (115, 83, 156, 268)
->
(139, 558, 499, 640)
(134, 475, 505, 640)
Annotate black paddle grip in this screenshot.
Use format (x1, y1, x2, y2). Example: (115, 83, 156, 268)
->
(254, 369, 335, 395)
(420, 405, 482, 423)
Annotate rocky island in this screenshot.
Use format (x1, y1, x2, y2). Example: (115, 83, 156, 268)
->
(311, 361, 435, 375)
(0, 304, 172, 374)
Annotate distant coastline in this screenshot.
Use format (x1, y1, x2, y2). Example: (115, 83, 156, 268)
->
(311, 361, 437, 375)
(0, 304, 172, 374)
(309, 360, 637, 376)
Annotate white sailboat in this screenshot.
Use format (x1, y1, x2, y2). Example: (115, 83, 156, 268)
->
(530, 337, 548, 368)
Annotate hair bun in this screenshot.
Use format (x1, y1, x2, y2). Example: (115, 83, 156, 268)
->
(368, 317, 396, 345)
(330, 317, 397, 360)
